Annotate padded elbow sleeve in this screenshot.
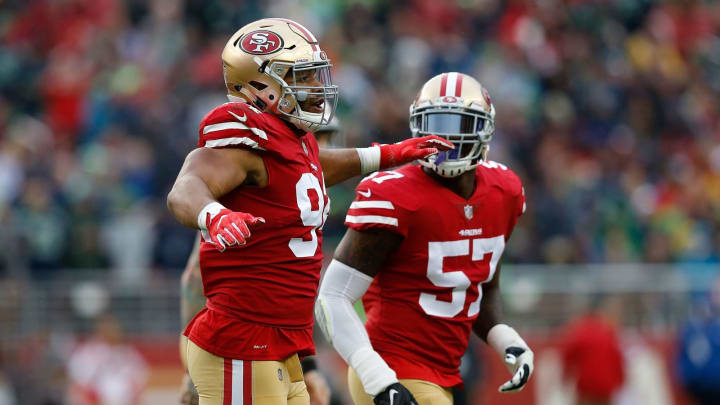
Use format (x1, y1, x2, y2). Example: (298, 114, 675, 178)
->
(315, 259, 397, 395)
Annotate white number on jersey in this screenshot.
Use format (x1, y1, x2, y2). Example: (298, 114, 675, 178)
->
(361, 171, 405, 184)
(289, 172, 329, 257)
(479, 160, 508, 170)
(419, 236, 505, 318)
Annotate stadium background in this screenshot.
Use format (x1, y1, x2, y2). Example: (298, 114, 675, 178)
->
(0, 0, 719, 404)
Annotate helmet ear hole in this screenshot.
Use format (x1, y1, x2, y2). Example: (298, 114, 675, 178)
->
(249, 81, 267, 91)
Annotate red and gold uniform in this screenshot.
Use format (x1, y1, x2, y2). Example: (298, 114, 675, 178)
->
(345, 163, 525, 388)
(186, 101, 329, 361)
(316, 72, 534, 405)
(185, 100, 327, 405)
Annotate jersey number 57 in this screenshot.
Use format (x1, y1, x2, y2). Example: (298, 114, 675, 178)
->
(420, 236, 505, 318)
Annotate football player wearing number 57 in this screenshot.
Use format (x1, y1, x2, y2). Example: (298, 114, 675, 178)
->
(166, 18, 453, 405)
(315, 73, 534, 405)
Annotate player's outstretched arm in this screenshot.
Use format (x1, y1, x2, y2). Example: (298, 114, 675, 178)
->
(472, 264, 534, 393)
(167, 147, 266, 251)
(315, 229, 417, 404)
(318, 136, 453, 186)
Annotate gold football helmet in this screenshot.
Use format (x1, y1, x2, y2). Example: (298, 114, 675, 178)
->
(222, 18, 338, 132)
(409, 72, 495, 177)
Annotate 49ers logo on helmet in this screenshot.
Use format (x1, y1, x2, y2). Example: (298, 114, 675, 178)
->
(240, 30, 284, 55)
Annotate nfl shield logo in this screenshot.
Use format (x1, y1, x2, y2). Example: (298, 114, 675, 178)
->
(464, 205, 473, 220)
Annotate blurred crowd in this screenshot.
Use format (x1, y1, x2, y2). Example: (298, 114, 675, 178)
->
(1, 0, 719, 280)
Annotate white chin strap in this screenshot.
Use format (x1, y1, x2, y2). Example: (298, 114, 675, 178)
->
(290, 111, 323, 133)
(288, 116, 315, 133)
(418, 143, 489, 177)
(291, 106, 335, 133)
(419, 159, 477, 178)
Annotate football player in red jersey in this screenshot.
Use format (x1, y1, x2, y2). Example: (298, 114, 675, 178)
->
(315, 73, 534, 405)
(177, 120, 345, 405)
(166, 18, 453, 405)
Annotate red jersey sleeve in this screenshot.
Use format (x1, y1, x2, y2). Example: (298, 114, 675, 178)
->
(503, 166, 526, 239)
(197, 102, 269, 151)
(344, 170, 413, 238)
(517, 185, 527, 217)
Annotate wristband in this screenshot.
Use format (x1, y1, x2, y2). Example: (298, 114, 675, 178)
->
(300, 357, 317, 373)
(487, 324, 526, 356)
(197, 201, 226, 230)
(356, 146, 381, 174)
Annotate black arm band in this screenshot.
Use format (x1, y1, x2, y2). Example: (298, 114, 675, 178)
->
(301, 357, 317, 373)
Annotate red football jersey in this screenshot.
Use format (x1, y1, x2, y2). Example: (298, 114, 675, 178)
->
(184, 101, 330, 360)
(345, 163, 525, 387)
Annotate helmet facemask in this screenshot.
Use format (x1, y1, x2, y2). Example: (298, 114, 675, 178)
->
(264, 60, 338, 133)
(410, 101, 495, 177)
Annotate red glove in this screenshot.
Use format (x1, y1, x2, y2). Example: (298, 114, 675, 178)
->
(199, 203, 265, 252)
(376, 135, 454, 170)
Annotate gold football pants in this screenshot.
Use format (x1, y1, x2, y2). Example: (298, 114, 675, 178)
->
(186, 339, 309, 405)
(348, 367, 453, 405)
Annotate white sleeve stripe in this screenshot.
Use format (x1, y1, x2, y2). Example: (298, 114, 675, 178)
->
(203, 122, 268, 140)
(203, 137, 266, 150)
(349, 201, 395, 210)
(345, 215, 398, 226)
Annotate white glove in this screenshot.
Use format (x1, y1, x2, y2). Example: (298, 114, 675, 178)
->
(487, 324, 534, 393)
